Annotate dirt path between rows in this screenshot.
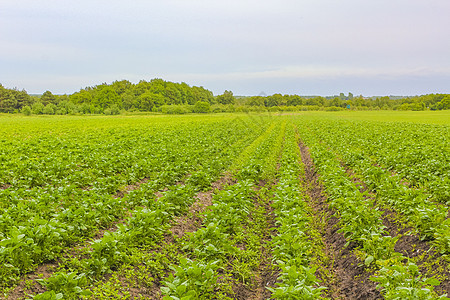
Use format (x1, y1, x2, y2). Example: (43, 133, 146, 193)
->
(232, 182, 279, 300)
(298, 140, 382, 300)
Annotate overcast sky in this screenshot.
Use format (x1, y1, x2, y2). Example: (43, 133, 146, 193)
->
(1, 0, 449, 96)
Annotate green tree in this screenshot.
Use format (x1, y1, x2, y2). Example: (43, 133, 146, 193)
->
(139, 92, 164, 111)
(121, 90, 136, 110)
(43, 103, 57, 115)
(165, 83, 182, 105)
(21, 105, 32, 115)
(40, 91, 57, 105)
(216, 90, 235, 105)
(17, 90, 32, 109)
(93, 86, 121, 109)
(32, 102, 44, 114)
(180, 82, 194, 104)
(265, 94, 283, 107)
(111, 80, 132, 95)
(287, 95, 303, 106)
(0, 89, 17, 113)
(435, 95, 450, 110)
(70, 90, 92, 105)
(246, 96, 265, 106)
(192, 86, 214, 104)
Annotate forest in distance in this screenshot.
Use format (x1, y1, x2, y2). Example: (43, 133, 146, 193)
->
(0, 78, 449, 116)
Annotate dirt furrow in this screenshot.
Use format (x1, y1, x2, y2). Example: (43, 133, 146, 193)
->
(298, 140, 382, 300)
(233, 183, 278, 300)
(169, 176, 235, 240)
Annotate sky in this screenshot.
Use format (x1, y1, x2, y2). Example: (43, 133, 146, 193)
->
(1, 0, 449, 96)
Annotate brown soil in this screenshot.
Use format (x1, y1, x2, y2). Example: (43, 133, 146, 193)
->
(298, 139, 382, 300)
(249, 206, 279, 300)
(3, 262, 57, 300)
(170, 176, 236, 239)
(0, 184, 11, 190)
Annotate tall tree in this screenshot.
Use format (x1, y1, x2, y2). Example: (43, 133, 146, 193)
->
(216, 90, 235, 105)
(40, 91, 57, 105)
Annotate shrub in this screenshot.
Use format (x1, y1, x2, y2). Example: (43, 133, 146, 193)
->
(21, 105, 32, 115)
(193, 101, 210, 113)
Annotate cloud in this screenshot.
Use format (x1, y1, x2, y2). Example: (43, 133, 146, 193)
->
(167, 65, 450, 82)
(1, 0, 449, 95)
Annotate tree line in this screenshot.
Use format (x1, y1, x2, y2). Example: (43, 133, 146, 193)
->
(1, 80, 449, 115)
(243, 93, 450, 111)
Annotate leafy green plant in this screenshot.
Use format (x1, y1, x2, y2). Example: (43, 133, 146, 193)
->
(371, 259, 448, 300)
(87, 230, 130, 277)
(268, 264, 327, 300)
(35, 271, 91, 299)
(183, 223, 238, 261)
(161, 258, 221, 299)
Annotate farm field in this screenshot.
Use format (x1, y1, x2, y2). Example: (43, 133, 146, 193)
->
(0, 112, 449, 299)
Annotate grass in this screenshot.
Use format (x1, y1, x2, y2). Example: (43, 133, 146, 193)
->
(316, 110, 450, 125)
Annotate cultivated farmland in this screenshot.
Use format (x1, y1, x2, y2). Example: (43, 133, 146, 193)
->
(0, 112, 449, 299)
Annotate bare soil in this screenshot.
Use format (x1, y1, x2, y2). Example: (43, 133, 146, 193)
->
(169, 176, 236, 240)
(3, 262, 57, 300)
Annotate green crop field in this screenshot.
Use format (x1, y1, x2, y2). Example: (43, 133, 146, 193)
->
(0, 112, 449, 299)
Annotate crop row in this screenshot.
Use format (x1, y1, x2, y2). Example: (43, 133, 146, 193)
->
(296, 122, 448, 299)
(301, 118, 449, 204)
(0, 117, 268, 291)
(162, 119, 287, 298)
(32, 181, 198, 299)
(25, 118, 284, 299)
(268, 124, 327, 299)
(300, 119, 449, 254)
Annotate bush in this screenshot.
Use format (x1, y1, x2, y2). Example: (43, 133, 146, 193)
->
(107, 104, 121, 115)
(21, 105, 32, 116)
(159, 105, 191, 114)
(210, 104, 236, 113)
(324, 106, 344, 111)
(43, 104, 57, 115)
(32, 102, 44, 114)
(193, 101, 210, 113)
